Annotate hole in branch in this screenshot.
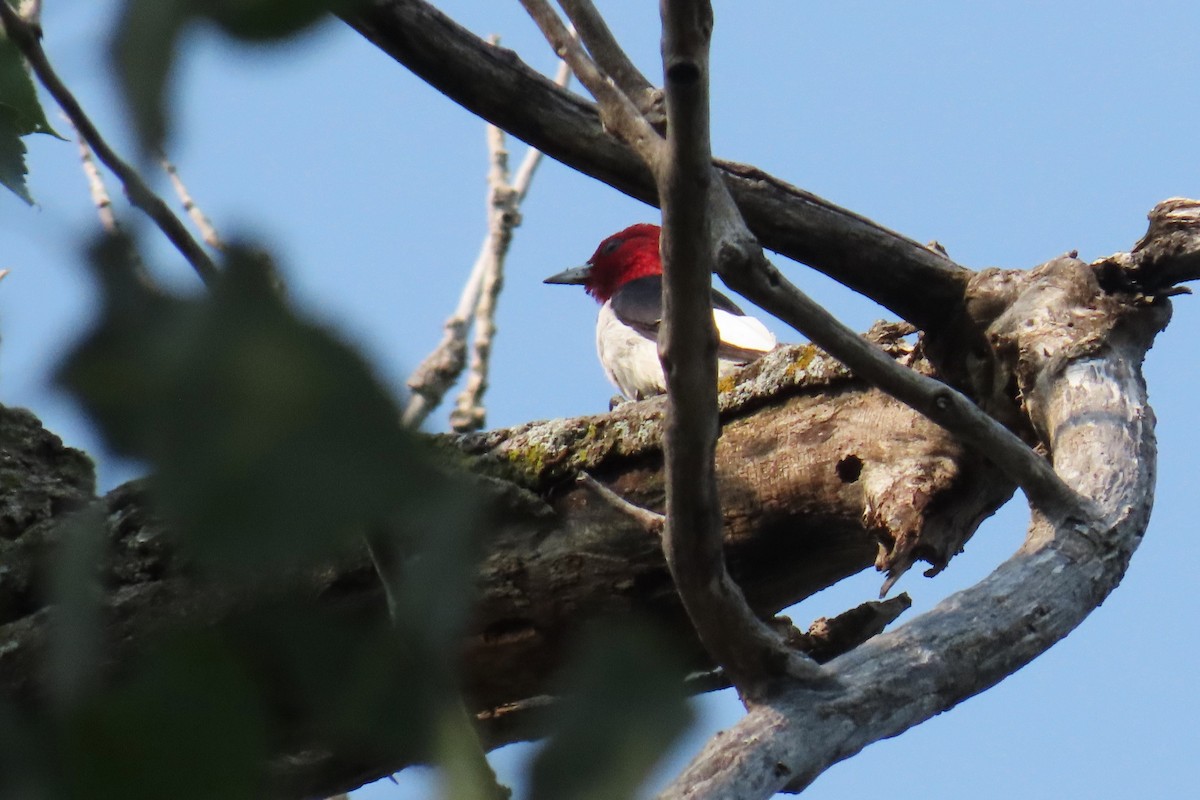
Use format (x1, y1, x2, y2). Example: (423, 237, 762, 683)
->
(836, 454, 863, 483)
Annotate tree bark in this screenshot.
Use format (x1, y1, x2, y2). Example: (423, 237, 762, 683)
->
(4, 192, 1197, 797)
(0, 334, 1008, 797)
(660, 254, 1169, 799)
(2, 0, 1196, 786)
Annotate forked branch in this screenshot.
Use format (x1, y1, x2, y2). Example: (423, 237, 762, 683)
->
(557, 0, 661, 121)
(402, 54, 569, 430)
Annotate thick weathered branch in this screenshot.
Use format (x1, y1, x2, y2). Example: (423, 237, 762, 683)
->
(340, 0, 969, 332)
(658, 256, 1170, 800)
(716, 245, 1083, 521)
(0, 340, 1009, 797)
(653, 204, 1198, 798)
(1094, 197, 1200, 293)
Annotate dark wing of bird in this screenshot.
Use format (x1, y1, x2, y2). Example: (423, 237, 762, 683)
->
(611, 276, 773, 362)
(609, 276, 665, 340)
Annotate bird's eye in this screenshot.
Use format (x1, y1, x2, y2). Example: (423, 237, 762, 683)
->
(601, 238, 623, 255)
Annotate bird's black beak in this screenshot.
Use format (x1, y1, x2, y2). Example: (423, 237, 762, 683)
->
(543, 264, 592, 285)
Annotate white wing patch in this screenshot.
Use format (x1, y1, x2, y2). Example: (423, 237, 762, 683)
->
(714, 308, 776, 353)
(595, 300, 777, 400)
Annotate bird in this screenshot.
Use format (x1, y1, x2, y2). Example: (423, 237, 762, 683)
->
(544, 223, 777, 401)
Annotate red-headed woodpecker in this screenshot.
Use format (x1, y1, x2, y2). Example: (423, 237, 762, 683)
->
(544, 223, 777, 401)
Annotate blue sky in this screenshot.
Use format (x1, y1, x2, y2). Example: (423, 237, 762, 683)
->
(2, 2, 1198, 798)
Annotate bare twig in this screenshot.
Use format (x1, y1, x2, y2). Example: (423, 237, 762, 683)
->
(450, 122, 511, 433)
(518, 0, 662, 162)
(446, 50, 566, 433)
(161, 156, 226, 251)
(656, 0, 823, 694)
(63, 115, 157, 286)
(0, 3, 219, 286)
(557, 0, 661, 120)
(402, 244, 486, 428)
(73, 130, 118, 234)
(577, 472, 664, 533)
(405, 51, 569, 430)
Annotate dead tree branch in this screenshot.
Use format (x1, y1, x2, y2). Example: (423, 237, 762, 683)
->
(1093, 197, 1200, 293)
(518, 0, 662, 161)
(71, 126, 117, 234)
(656, 229, 1175, 800)
(161, 156, 226, 251)
(2, 335, 1011, 797)
(447, 119, 516, 433)
(340, 0, 969, 332)
(403, 54, 569, 430)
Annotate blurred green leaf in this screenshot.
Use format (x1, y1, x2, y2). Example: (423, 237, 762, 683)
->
(60, 236, 475, 578)
(110, 0, 364, 153)
(205, 0, 363, 41)
(436, 704, 512, 800)
(0, 35, 60, 137)
(61, 633, 267, 800)
(0, 105, 32, 204)
(111, 0, 190, 155)
(530, 621, 695, 800)
(57, 234, 486, 794)
(224, 606, 445, 761)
